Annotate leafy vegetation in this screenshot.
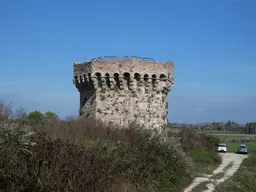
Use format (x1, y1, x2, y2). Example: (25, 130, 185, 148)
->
(178, 129, 221, 174)
(26, 110, 45, 125)
(44, 111, 60, 121)
(0, 102, 221, 192)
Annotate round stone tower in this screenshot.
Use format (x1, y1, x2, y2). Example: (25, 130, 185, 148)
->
(73, 56, 174, 130)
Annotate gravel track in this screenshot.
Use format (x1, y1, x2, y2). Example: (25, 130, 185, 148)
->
(183, 153, 248, 192)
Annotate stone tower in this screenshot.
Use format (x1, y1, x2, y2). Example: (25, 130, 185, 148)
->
(73, 56, 174, 130)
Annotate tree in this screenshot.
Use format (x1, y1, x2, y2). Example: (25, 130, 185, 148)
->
(14, 107, 27, 120)
(0, 101, 12, 121)
(26, 110, 44, 125)
(44, 111, 59, 122)
(226, 120, 232, 129)
(245, 122, 256, 134)
(225, 121, 239, 131)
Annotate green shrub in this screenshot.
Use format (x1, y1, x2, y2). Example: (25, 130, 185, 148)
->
(0, 119, 193, 192)
(0, 102, 221, 192)
(178, 129, 221, 174)
(26, 110, 45, 125)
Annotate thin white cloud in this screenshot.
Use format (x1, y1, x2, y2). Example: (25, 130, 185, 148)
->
(195, 108, 206, 112)
(0, 81, 21, 85)
(168, 94, 256, 124)
(204, 97, 240, 103)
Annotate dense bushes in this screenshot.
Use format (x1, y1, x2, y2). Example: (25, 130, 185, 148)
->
(177, 129, 221, 174)
(0, 103, 220, 192)
(1, 120, 192, 192)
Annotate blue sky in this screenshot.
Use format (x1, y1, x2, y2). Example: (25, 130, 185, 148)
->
(0, 0, 255, 123)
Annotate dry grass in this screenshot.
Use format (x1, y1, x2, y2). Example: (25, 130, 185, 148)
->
(0, 102, 220, 192)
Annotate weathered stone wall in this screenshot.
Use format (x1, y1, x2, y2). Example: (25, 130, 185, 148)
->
(73, 58, 174, 130)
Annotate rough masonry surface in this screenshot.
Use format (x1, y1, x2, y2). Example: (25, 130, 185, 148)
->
(73, 56, 175, 131)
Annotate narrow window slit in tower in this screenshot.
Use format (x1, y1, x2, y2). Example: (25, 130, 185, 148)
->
(105, 73, 111, 88)
(152, 74, 156, 86)
(74, 75, 78, 84)
(95, 72, 102, 87)
(144, 74, 149, 82)
(123, 72, 130, 89)
(134, 73, 140, 81)
(114, 73, 120, 89)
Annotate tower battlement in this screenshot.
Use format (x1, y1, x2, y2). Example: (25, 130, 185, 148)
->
(73, 56, 175, 130)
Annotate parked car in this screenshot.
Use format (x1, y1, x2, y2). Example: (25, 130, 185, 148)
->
(217, 143, 228, 153)
(237, 144, 248, 154)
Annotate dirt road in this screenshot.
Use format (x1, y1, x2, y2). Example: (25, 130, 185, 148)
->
(183, 153, 248, 192)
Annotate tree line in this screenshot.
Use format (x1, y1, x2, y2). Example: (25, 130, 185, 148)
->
(244, 122, 256, 134)
(169, 121, 256, 134)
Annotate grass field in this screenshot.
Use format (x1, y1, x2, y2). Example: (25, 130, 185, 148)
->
(224, 142, 256, 152)
(212, 134, 256, 140)
(211, 133, 256, 152)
